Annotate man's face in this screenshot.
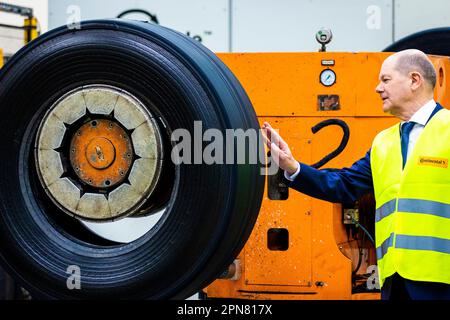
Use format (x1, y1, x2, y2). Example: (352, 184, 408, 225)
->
(375, 58, 412, 115)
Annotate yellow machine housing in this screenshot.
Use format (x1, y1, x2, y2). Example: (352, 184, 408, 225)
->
(204, 52, 450, 300)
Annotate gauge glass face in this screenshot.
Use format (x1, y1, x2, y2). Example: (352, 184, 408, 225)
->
(320, 69, 336, 86)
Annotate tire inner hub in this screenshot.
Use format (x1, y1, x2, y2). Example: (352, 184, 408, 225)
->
(35, 85, 164, 221)
(70, 120, 133, 188)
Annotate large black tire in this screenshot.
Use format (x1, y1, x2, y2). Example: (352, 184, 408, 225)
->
(0, 20, 264, 299)
(383, 27, 450, 56)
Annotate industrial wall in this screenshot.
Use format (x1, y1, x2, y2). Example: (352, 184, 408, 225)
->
(1, 0, 448, 56)
(46, 0, 450, 52)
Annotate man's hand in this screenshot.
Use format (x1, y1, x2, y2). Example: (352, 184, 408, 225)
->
(262, 122, 299, 175)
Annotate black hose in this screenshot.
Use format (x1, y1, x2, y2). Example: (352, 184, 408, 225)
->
(310, 119, 350, 169)
(117, 9, 159, 24)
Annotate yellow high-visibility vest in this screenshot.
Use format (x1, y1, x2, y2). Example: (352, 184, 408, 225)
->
(370, 108, 450, 287)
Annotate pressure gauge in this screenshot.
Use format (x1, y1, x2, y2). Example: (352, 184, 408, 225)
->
(320, 69, 336, 87)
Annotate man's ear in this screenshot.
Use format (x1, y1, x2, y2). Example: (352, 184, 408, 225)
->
(410, 71, 422, 91)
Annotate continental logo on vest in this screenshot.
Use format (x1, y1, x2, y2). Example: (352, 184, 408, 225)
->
(418, 156, 448, 168)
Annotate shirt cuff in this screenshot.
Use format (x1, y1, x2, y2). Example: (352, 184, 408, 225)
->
(284, 162, 301, 181)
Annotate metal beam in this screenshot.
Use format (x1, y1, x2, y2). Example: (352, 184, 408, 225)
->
(0, 2, 33, 18)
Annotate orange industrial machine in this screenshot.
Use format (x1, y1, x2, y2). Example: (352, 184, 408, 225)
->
(205, 52, 450, 300)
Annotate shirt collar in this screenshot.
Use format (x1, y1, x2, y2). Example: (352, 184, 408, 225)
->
(402, 99, 437, 126)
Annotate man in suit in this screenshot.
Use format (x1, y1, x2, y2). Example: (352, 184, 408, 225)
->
(262, 49, 450, 300)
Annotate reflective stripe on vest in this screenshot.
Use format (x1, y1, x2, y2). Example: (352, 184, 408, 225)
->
(376, 233, 450, 260)
(376, 198, 450, 223)
(370, 108, 450, 286)
(375, 199, 396, 222)
(376, 232, 394, 259)
(396, 235, 450, 254)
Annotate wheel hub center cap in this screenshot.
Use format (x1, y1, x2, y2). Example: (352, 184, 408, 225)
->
(70, 119, 133, 188)
(86, 137, 116, 169)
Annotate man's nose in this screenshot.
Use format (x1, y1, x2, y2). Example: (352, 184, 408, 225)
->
(375, 83, 383, 93)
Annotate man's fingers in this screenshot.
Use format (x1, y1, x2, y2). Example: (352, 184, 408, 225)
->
(262, 122, 294, 171)
(267, 126, 286, 146)
(265, 124, 279, 140)
(266, 125, 287, 149)
(262, 124, 272, 142)
(261, 130, 272, 150)
(269, 140, 281, 158)
(263, 122, 290, 152)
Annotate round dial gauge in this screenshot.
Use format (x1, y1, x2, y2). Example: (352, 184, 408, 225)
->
(320, 69, 336, 87)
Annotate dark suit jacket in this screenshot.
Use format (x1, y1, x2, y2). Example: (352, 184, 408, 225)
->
(288, 104, 444, 204)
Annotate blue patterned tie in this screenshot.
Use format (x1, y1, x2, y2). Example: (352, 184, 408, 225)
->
(401, 122, 415, 168)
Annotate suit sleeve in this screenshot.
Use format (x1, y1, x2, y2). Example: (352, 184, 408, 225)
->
(287, 150, 373, 203)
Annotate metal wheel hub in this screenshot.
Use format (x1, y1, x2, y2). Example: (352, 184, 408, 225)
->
(70, 119, 133, 188)
(35, 85, 164, 221)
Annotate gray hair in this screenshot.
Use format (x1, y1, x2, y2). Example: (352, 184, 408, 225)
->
(394, 50, 437, 89)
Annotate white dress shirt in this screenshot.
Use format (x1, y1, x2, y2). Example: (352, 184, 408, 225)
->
(401, 99, 437, 160)
(284, 99, 437, 181)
